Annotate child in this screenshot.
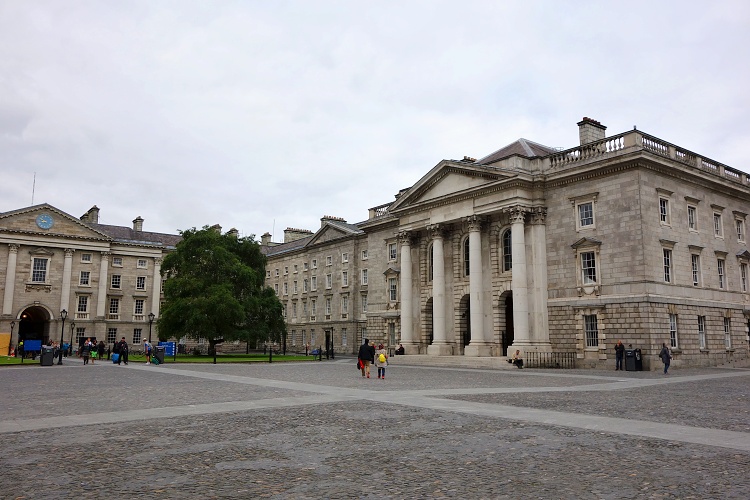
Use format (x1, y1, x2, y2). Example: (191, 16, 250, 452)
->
(375, 344, 388, 379)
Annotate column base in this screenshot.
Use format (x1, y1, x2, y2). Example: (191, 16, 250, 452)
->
(463, 344, 493, 357)
(427, 344, 454, 356)
(402, 344, 421, 355)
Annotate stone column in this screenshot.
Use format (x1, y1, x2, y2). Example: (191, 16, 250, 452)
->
(464, 216, 491, 356)
(508, 206, 530, 347)
(427, 224, 452, 355)
(96, 252, 110, 319)
(398, 232, 416, 350)
(151, 258, 162, 317)
(60, 249, 74, 313)
(2, 244, 18, 315)
(530, 208, 552, 349)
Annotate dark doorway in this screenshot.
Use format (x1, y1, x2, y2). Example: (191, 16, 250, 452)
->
(460, 294, 470, 349)
(425, 298, 434, 345)
(502, 295, 514, 356)
(18, 306, 50, 343)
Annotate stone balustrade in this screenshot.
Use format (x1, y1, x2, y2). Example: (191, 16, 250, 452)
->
(549, 130, 749, 186)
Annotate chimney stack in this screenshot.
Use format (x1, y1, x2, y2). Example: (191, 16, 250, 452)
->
(80, 205, 100, 224)
(261, 232, 272, 246)
(226, 228, 239, 238)
(284, 227, 313, 243)
(577, 117, 606, 145)
(132, 216, 143, 232)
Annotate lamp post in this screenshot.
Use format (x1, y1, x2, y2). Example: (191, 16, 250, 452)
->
(69, 321, 76, 356)
(147, 312, 155, 344)
(9, 321, 15, 356)
(58, 309, 67, 365)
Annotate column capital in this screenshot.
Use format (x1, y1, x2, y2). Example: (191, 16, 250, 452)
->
(8, 244, 18, 254)
(529, 207, 548, 225)
(397, 231, 412, 245)
(64, 248, 75, 258)
(505, 206, 529, 224)
(426, 224, 444, 240)
(100, 251, 111, 261)
(154, 258, 163, 266)
(463, 215, 484, 232)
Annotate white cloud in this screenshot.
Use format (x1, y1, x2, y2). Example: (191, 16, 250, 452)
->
(1, 0, 748, 237)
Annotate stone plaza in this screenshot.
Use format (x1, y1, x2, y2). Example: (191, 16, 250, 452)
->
(1, 357, 749, 499)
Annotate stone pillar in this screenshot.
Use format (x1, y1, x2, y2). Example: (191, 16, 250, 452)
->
(96, 252, 110, 319)
(464, 216, 491, 357)
(398, 232, 416, 351)
(530, 208, 552, 349)
(151, 258, 162, 317)
(508, 206, 530, 348)
(60, 249, 74, 313)
(427, 224, 452, 355)
(2, 244, 18, 315)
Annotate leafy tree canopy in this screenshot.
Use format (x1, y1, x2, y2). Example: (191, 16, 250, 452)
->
(158, 226, 285, 352)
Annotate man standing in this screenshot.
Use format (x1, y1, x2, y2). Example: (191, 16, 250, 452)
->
(614, 340, 625, 371)
(358, 338, 375, 378)
(659, 343, 671, 375)
(117, 337, 129, 365)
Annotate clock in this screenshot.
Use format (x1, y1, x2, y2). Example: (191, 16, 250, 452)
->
(36, 214, 54, 229)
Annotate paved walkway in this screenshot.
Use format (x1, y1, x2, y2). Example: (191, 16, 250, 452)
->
(1, 356, 749, 498)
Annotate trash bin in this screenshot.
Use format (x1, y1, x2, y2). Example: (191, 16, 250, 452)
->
(625, 348, 643, 371)
(154, 346, 165, 364)
(633, 348, 643, 371)
(40, 346, 55, 366)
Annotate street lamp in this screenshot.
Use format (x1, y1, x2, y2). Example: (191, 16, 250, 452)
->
(69, 321, 76, 356)
(9, 321, 15, 356)
(58, 309, 67, 365)
(148, 312, 155, 344)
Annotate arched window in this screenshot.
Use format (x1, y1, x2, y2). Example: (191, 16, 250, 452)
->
(428, 244, 434, 282)
(502, 229, 512, 271)
(463, 236, 470, 276)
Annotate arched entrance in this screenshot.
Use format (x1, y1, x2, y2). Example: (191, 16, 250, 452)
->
(459, 294, 470, 352)
(18, 306, 52, 343)
(502, 294, 514, 356)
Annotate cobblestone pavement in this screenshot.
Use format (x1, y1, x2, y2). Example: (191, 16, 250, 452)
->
(1, 357, 749, 499)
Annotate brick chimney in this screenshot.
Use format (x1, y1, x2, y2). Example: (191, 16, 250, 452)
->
(577, 117, 606, 145)
(261, 232, 272, 246)
(132, 216, 144, 232)
(80, 205, 100, 224)
(284, 227, 313, 243)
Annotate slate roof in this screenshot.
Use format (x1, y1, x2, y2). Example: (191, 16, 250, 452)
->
(477, 138, 558, 165)
(88, 223, 182, 248)
(261, 234, 314, 256)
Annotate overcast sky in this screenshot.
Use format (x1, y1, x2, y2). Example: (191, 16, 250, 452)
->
(2, 1, 748, 238)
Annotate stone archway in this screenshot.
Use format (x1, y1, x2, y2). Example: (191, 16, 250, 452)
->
(18, 305, 52, 343)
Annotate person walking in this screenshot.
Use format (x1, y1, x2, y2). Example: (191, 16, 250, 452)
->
(375, 344, 388, 379)
(358, 338, 375, 378)
(659, 343, 672, 375)
(144, 341, 152, 365)
(97, 341, 106, 362)
(81, 339, 92, 365)
(117, 337, 129, 365)
(614, 340, 625, 371)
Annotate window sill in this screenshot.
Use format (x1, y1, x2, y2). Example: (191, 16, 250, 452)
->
(671, 348, 682, 355)
(726, 348, 735, 353)
(699, 348, 710, 353)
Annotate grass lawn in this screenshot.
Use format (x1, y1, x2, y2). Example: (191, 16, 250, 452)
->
(0, 353, 320, 365)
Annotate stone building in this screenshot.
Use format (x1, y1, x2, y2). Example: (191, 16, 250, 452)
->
(263, 118, 750, 369)
(0, 204, 179, 351)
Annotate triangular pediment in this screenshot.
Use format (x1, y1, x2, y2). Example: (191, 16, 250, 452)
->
(0, 204, 111, 241)
(306, 222, 361, 247)
(737, 250, 750, 260)
(389, 161, 516, 212)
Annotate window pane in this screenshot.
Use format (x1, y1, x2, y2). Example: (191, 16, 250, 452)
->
(581, 252, 596, 284)
(578, 202, 593, 226)
(584, 315, 599, 347)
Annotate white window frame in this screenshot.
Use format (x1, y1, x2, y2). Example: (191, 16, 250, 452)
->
(463, 236, 470, 277)
(342, 252, 348, 263)
(112, 257, 123, 267)
(361, 250, 368, 260)
(724, 317, 732, 349)
(736, 217, 746, 242)
(388, 277, 397, 302)
(698, 316, 706, 349)
(31, 257, 49, 283)
(341, 295, 348, 318)
(362, 294, 368, 313)
(325, 297, 331, 316)
(293, 280, 298, 294)
(275, 268, 279, 277)
(283, 282, 288, 295)
(292, 301, 297, 319)
(134, 298, 145, 316)
(81, 253, 92, 263)
(663, 248, 673, 283)
(669, 314, 678, 348)
(312, 259, 317, 269)
(584, 314, 599, 348)
(111, 274, 122, 289)
(580, 251, 598, 285)
(388, 243, 397, 261)
(136, 276, 146, 291)
(79, 271, 90, 286)
(326, 256, 332, 267)
(713, 212, 724, 238)
(137, 259, 148, 269)
(311, 276, 317, 291)
(687, 205, 698, 232)
(293, 264, 298, 273)
(76, 295, 89, 316)
(303, 262, 309, 271)
(718, 258, 726, 289)
(284, 266, 288, 275)
(342, 271, 348, 287)
(108, 298, 120, 319)
(741, 263, 748, 293)
(502, 229, 512, 272)
(326, 274, 332, 289)
(361, 269, 368, 286)
(691, 254, 701, 287)
(659, 197, 671, 225)
(303, 279, 308, 292)
(274, 283, 278, 294)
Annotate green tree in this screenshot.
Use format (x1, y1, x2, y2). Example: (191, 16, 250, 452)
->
(158, 226, 285, 354)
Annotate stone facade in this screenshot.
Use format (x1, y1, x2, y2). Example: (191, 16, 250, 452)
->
(0, 204, 179, 351)
(264, 118, 750, 369)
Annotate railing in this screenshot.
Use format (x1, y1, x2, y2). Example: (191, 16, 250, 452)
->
(525, 351, 576, 369)
(368, 202, 392, 219)
(548, 130, 750, 187)
(75, 313, 89, 320)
